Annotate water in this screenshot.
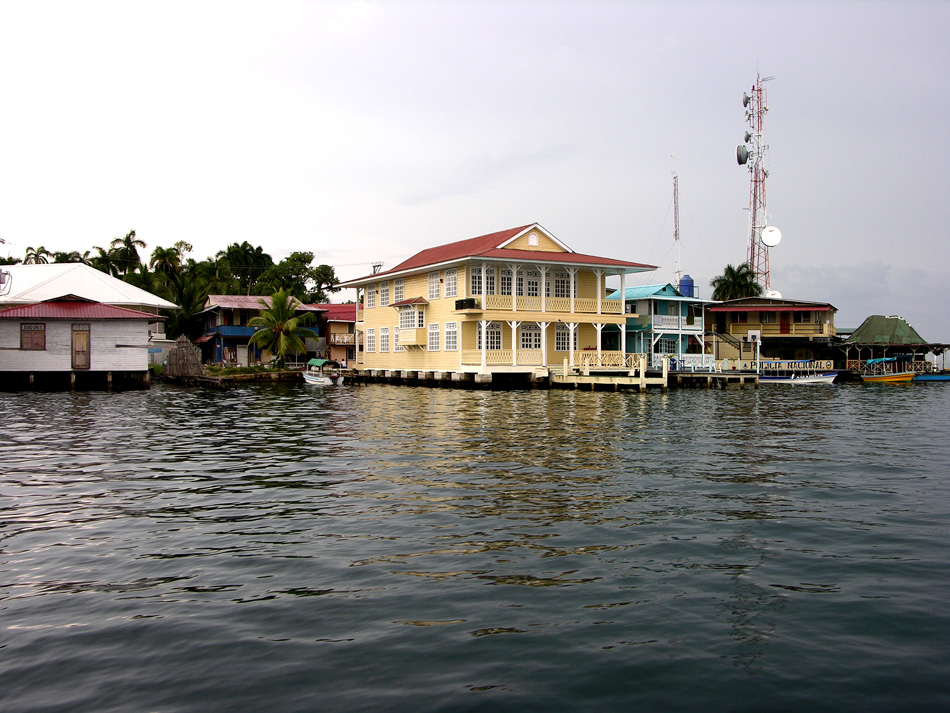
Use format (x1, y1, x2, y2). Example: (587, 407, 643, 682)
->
(2, 383, 949, 712)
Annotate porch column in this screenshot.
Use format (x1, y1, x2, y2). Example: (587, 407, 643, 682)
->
(481, 262, 487, 307)
(540, 321, 550, 366)
(568, 322, 578, 367)
(568, 267, 578, 314)
(594, 269, 604, 314)
(507, 320, 521, 367)
(479, 319, 488, 369)
(595, 323, 605, 362)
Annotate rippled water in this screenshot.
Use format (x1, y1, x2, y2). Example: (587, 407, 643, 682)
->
(2, 382, 949, 712)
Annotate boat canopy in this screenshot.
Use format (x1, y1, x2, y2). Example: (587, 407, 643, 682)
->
(307, 358, 339, 367)
(865, 355, 912, 365)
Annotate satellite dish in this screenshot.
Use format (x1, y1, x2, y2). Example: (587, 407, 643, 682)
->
(736, 145, 749, 165)
(743, 92, 751, 107)
(765, 289, 782, 299)
(744, 132, 752, 143)
(761, 226, 782, 247)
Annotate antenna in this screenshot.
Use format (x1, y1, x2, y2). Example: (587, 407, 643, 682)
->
(736, 73, 778, 290)
(371, 262, 384, 274)
(672, 154, 681, 286)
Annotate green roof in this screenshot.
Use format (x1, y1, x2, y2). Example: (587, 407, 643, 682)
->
(844, 315, 927, 345)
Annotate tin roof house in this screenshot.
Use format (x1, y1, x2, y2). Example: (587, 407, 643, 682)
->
(607, 283, 712, 370)
(337, 223, 656, 383)
(196, 295, 327, 366)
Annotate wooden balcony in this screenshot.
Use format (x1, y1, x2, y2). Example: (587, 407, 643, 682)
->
(329, 333, 356, 346)
(475, 295, 623, 315)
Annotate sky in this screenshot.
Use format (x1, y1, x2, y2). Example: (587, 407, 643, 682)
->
(1, 0, 948, 339)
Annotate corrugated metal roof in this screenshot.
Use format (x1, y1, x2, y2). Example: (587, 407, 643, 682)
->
(2, 264, 178, 310)
(203, 295, 326, 312)
(0, 300, 161, 320)
(608, 283, 705, 302)
(708, 296, 837, 311)
(338, 224, 656, 287)
(313, 303, 357, 322)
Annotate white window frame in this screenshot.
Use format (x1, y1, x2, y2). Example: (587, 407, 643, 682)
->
(379, 281, 390, 307)
(444, 268, 457, 298)
(379, 327, 390, 353)
(427, 323, 440, 351)
(470, 270, 482, 295)
(366, 328, 376, 352)
(477, 322, 502, 351)
(555, 324, 576, 352)
(444, 322, 458, 351)
(554, 272, 571, 298)
(394, 278, 404, 303)
(366, 285, 377, 309)
(399, 307, 416, 329)
(520, 323, 541, 350)
(428, 272, 440, 300)
(500, 268, 512, 296)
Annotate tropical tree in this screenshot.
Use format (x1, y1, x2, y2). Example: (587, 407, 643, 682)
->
(110, 229, 146, 276)
(710, 263, 764, 301)
(150, 245, 182, 278)
(24, 246, 51, 264)
(52, 250, 88, 263)
(248, 289, 318, 368)
(89, 245, 121, 276)
(217, 241, 273, 294)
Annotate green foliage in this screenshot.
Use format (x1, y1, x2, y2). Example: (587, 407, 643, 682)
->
(710, 263, 764, 301)
(247, 289, 318, 368)
(256, 251, 341, 302)
(24, 246, 51, 264)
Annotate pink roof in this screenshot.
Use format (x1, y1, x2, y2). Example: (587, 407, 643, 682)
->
(339, 223, 655, 286)
(0, 300, 161, 320)
(313, 303, 358, 322)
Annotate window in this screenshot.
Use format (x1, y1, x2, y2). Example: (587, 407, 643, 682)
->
(20, 323, 46, 350)
(659, 338, 677, 354)
(793, 311, 812, 324)
(379, 281, 390, 307)
(366, 285, 377, 309)
(394, 278, 404, 303)
(470, 270, 482, 295)
(555, 324, 576, 352)
(554, 272, 571, 298)
(526, 271, 540, 297)
(528, 232, 539, 247)
(399, 307, 416, 329)
(485, 267, 496, 295)
(500, 269, 512, 296)
(428, 323, 440, 351)
(444, 268, 457, 298)
(416, 308, 425, 328)
(444, 322, 458, 351)
(731, 312, 747, 324)
(476, 322, 502, 350)
(379, 327, 390, 352)
(520, 324, 541, 350)
(366, 328, 376, 352)
(759, 311, 775, 324)
(394, 329, 404, 352)
(428, 272, 441, 300)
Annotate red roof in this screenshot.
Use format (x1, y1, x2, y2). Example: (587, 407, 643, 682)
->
(391, 297, 429, 307)
(0, 300, 160, 320)
(313, 303, 358, 322)
(339, 224, 655, 285)
(205, 295, 325, 312)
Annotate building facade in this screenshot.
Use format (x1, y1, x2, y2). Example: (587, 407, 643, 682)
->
(314, 303, 358, 366)
(339, 224, 655, 381)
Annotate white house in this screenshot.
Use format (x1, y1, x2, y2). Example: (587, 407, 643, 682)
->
(0, 297, 161, 390)
(0, 263, 179, 365)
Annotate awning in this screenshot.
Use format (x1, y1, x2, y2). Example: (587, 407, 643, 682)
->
(194, 334, 217, 344)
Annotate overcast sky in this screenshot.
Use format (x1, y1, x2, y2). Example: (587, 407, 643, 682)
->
(1, 1, 948, 338)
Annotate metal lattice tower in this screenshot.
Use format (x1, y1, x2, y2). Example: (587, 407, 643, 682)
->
(737, 74, 774, 290)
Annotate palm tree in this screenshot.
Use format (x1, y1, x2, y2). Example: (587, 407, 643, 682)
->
(710, 263, 764, 301)
(110, 229, 146, 276)
(248, 289, 318, 368)
(217, 241, 273, 294)
(150, 246, 181, 278)
(89, 246, 121, 276)
(24, 246, 51, 264)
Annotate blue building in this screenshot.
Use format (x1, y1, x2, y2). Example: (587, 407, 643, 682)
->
(195, 295, 326, 366)
(608, 283, 712, 370)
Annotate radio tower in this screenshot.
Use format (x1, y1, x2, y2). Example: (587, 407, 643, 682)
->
(736, 73, 778, 291)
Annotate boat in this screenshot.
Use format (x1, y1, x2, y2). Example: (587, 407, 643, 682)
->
(759, 372, 837, 384)
(914, 370, 950, 382)
(303, 358, 344, 386)
(860, 356, 915, 383)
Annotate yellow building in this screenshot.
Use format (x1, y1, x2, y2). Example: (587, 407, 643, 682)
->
(338, 224, 655, 382)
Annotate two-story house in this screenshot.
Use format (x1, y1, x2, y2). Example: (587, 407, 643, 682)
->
(338, 224, 655, 382)
(196, 295, 326, 366)
(313, 303, 358, 366)
(706, 296, 839, 365)
(608, 283, 712, 370)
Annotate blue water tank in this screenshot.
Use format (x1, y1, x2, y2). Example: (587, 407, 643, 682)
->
(679, 274, 695, 298)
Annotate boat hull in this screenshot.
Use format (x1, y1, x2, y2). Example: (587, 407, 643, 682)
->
(861, 372, 915, 383)
(303, 373, 344, 386)
(760, 372, 837, 384)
